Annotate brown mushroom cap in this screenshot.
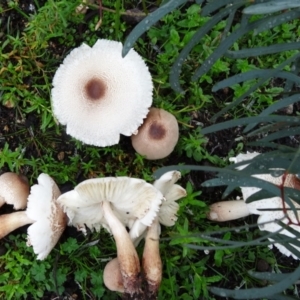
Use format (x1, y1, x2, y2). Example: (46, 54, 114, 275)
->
(0, 172, 30, 210)
(131, 107, 179, 160)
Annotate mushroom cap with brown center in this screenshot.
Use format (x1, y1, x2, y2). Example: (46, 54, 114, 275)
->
(0, 172, 30, 210)
(51, 39, 153, 147)
(131, 108, 179, 160)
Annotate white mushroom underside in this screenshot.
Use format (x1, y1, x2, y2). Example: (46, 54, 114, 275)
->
(26, 174, 65, 260)
(51, 39, 153, 146)
(58, 177, 163, 235)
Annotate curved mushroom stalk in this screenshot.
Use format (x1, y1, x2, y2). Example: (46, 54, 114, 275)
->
(102, 201, 141, 296)
(142, 216, 162, 298)
(207, 200, 251, 222)
(0, 212, 34, 239)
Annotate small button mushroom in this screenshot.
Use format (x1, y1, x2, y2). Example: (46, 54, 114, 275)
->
(0, 172, 30, 210)
(131, 107, 179, 160)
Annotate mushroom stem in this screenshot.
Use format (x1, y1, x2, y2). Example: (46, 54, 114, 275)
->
(102, 201, 141, 296)
(207, 200, 251, 222)
(142, 216, 162, 298)
(0, 211, 34, 239)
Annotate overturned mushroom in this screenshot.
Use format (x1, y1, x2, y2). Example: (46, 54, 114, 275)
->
(0, 173, 67, 260)
(0, 172, 30, 209)
(57, 176, 163, 296)
(131, 107, 179, 160)
(51, 39, 153, 147)
(207, 152, 300, 259)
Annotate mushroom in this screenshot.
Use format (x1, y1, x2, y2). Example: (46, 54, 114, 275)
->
(51, 39, 153, 147)
(57, 176, 163, 296)
(137, 171, 186, 296)
(142, 216, 162, 298)
(131, 107, 179, 160)
(207, 152, 300, 259)
(130, 170, 187, 243)
(0, 173, 67, 260)
(0, 172, 30, 209)
(103, 258, 125, 293)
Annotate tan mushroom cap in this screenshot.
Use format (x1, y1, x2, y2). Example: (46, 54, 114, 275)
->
(0, 172, 30, 210)
(131, 108, 179, 160)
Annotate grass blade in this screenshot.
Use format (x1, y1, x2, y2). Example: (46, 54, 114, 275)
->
(122, 0, 187, 57)
(226, 42, 300, 59)
(243, 0, 300, 15)
(212, 70, 300, 92)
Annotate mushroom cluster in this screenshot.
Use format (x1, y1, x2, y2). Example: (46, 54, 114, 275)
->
(207, 152, 300, 259)
(0, 170, 186, 296)
(51, 39, 153, 147)
(57, 171, 186, 298)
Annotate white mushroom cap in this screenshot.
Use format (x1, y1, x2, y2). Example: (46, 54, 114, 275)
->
(153, 171, 186, 226)
(51, 39, 153, 147)
(0, 172, 30, 210)
(131, 108, 179, 160)
(131, 171, 186, 245)
(57, 177, 163, 235)
(26, 173, 67, 260)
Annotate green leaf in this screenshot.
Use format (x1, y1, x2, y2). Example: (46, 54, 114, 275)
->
(122, 0, 187, 57)
(201, 0, 248, 17)
(192, 10, 300, 82)
(201, 115, 300, 135)
(209, 263, 300, 299)
(244, 94, 300, 133)
(226, 42, 300, 59)
(243, 1, 300, 15)
(169, 3, 243, 92)
(212, 70, 300, 92)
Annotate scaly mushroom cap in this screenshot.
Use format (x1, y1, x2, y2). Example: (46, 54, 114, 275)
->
(51, 39, 153, 147)
(57, 177, 163, 234)
(131, 107, 179, 160)
(0, 172, 30, 209)
(26, 173, 67, 260)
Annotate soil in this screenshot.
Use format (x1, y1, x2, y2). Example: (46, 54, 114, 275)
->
(1, 1, 300, 300)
